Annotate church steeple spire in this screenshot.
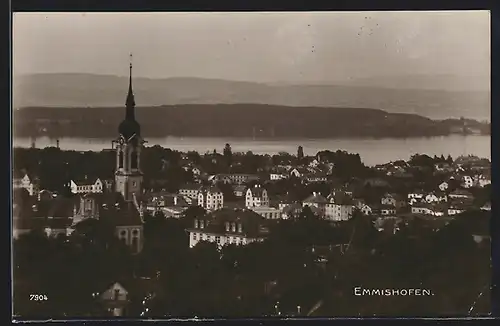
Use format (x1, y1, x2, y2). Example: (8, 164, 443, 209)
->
(118, 53, 141, 139)
(126, 53, 136, 119)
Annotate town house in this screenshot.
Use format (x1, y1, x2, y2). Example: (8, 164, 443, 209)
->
(380, 193, 406, 208)
(249, 206, 282, 220)
(408, 190, 425, 205)
(232, 185, 247, 198)
(289, 167, 309, 179)
(141, 192, 192, 218)
(473, 173, 491, 188)
(325, 192, 354, 221)
(245, 185, 270, 208)
(280, 202, 303, 219)
(438, 181, 449, 192)
(178, 183, 204, 199)
(373, 204, 397, 217)
(461, 175, 474, 189)
(411, 202, 446, 216)
(212, 173, 260, 185)
(13, 171, 39, 197)
(425, 191, 448, 203)
(70, 177, 104, 194)
(187, 208, 270, 248)
(302, 192, 328, 218)
(198, 186, 224, 211)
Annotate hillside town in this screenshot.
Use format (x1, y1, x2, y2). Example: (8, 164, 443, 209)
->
(13, 147, 492, 248)
(12, 63, 491, 318)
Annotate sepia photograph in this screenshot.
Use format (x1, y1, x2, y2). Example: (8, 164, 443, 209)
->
(12, 11, 491, 319)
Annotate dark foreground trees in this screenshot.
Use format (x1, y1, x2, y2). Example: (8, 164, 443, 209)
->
(13, 209, 491, 318)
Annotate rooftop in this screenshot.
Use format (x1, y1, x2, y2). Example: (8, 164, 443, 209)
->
(248, 185, 267, 197)
(303, 192, 328, 204)
(189, 207, 269, 238)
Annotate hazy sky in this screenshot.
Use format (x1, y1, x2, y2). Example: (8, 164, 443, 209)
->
(13, 11, 490, 84)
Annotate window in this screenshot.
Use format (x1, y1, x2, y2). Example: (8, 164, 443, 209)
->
(131, 151, 138, 169)
(192, 233, 196, 240)
(119, 151, 124, 168)
(131, 237, 138, 251)
(216, 236, 221, 244)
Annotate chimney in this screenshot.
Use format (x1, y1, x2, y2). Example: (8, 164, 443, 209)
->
(200, 220, 205, 229)
(225, 222, 230, 232)
(173, 195, 178, 206)
(313, 191, 316, 196)
(237, 223, 242, 233)
(232, 222, 236, 232)
(194, 219, 198, 228)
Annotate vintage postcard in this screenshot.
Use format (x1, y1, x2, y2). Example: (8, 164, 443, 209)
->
(12, 11, 491, 319)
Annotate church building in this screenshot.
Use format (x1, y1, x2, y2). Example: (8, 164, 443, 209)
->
(114, 58, 146, 203)
(70, 57, 145, 253)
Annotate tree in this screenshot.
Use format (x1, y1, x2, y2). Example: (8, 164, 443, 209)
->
(408, 154, 435, 169)
(299, 205, 317, 220)
(297, 146, 304, 162)
(223, 143, 232, 168)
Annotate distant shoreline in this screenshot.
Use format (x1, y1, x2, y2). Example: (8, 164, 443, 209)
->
(13, 133, 490, 142)
(12, 134, 491, 167)
(12, 104, 490, 140)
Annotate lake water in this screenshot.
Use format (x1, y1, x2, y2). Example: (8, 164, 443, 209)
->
(13, 135, 490, 167)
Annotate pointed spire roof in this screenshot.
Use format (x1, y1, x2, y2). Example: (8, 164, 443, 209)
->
(125, 53, 135, 112)
(118, 53, 141, 139)
(126, 53, 136, 110)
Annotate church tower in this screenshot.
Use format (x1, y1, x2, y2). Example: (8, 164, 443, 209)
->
(115, 54, 145, 201)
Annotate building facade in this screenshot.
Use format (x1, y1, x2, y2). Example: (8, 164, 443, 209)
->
(245, 185, 269, 208)
(179, 184, 204, 199)
(198, 186, 224, 211)
(187, 208, 269, 248)
(13, 173, 39, 197)
(70, 177, 104, 194)
(114, 60, 145, 203)
(249, 206, 282, 220)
